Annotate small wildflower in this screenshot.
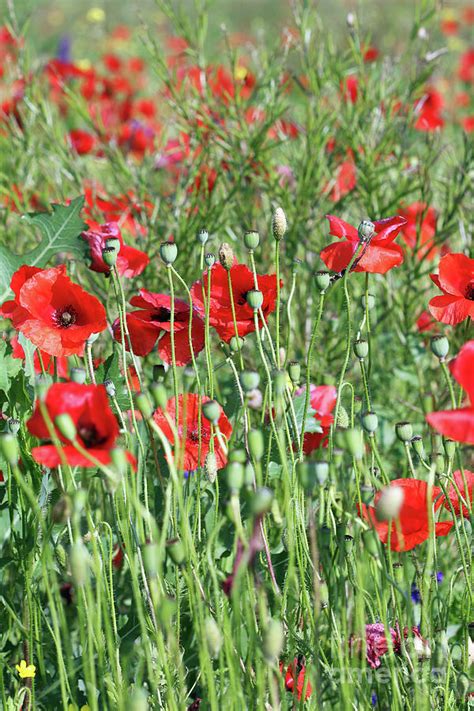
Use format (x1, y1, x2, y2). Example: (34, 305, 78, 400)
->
(16, 660, 36, 678)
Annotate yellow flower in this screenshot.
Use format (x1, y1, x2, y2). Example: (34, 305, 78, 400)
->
(86, 7, 105, 23)
(234, 66, 248, 81)
(16, 660, 36, 679)
(76, 59, 92, 71)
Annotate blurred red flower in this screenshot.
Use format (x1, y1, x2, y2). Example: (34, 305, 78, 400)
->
(458, 49, 474, 83)
(426, 340, 474, 444)
(81, 221, 149, 277)
(152, 394, 232, 471)
(399, 202, 438, 260)
(428, 253, 474, 325)
(68, 129, 96, 155)
(443, 470, 473, 518)
(414, 89, 444, 131)
(280, 659, 312, 700)
(320, 214, 407, 274)
(294, 384, 337, 454)
(0, 265, 107, 357)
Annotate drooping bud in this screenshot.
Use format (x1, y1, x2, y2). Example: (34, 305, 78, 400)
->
(70, 367, 87, 384)
(361, 411, 378, 434)
(246, 289, 263, 311)
(204, 617, 223, 658)
(70, 541, 91, 587)
(430, 335, 449, 361)
(240, 370, 260, 393)
(395, 421, 413, 442)
(150, 382, 168, 410)
(263, 619, 284, 661)
(357, 219, 375, 242)
(248, 429, 264, 462)
(205, 253, 216, 268)
(55, 414, 77, 442)
(353, 339, 369, 360)
(204, 451, 218, 483)
(272, 207, 287, 241)
(337, 405, 350, 429)
(250, 486, 274, 516)
(288, 361, 301, 386)
(135, 392, 154, 420)
(202, 399, 221, 425)
(314, 270, 330, 293)
(218, 243, 234, 270)
(343, 428, 364, 460)
(243, 230, 260, 251)
(159, 241, 178, 266)
(375, 485, 404, 521)
(197, 228, 209, 246)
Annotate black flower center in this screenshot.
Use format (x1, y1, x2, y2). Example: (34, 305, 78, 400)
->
(237, 290, 250, 306)
(78, 424, 103, 448)
(151, 307, 172, 322)
(54, 305, 78, 329)
(465, 282, 474, 300)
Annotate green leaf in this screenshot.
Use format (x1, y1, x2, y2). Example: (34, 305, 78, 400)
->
(0, 340, 22, 394)
(0, 196, 88, 303)
(96, 346, 130, 411)
(290, 393, 323, 437)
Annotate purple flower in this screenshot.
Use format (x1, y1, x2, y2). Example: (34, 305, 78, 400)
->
(371, 692, 377, 706)
(411, 583, 421, 604)
(57, 36, 71, 63)
(436, 571, 443, 583)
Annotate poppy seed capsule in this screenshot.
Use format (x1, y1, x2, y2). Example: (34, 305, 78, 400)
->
(353, 339, 369, 360)
(150, 382, 168, 410)
(244, 460, 255, 488)
(205, 451, 218, 483)
(411, 435, 426, 460)
(7, 418, 20, 435)
(375, 485, 404, 521)
(288, 360, 301, 385)
(70, 367, 87, 384)
(251, 486, 274, 515)
(430, 452, 445, 475)
(443, 439, 456, 459)
(343, 428, 364, 459)
(240, 370, 260, 392)
(248, 429, 264, 461)
(272, 206, 287, 241)
(0, 433, 19, 466)
(159, 241, 178, 266)
(357, 219, 375, 242)
(135, 393, 153, 420)
(395, 421, 413, 442)
(243, 230, 260, 251)
(229, 448, 247, 464)
(205, 252, 216, 268)
(273, 369, 287, 396)
(102, 246, 118, 268)
(263, 619, 284, 661)
(55, 414, 77, 442)
(218, 242, 234, 270)
(202, 399, 220, 424)
(246, 289, 263, 311)
(197, 228, 209, 245)
(204, 617, 223, 658)
(361, 411, 378, 434)
(314, 270, 330, 293)
(430, 335, 449, 361)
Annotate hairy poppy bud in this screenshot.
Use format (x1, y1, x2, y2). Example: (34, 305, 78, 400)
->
(354, 339, 369, 360)
(288, 360, 301, 385)
(205, 252, 216, 268)
(240, 370, 260, 392)
(202, 399, 220, 425)
(226, 461, 244, 492)
(361, 411, 378, 434)
(167, 538, 186, 566)
(150, 382, 168, 410)
(143, 542, 159, 577)
(430, 335, 449, 361)
(395, 421, 413, 442)
(135, 392, 153, 420)
(337, 405, 350, 429)
(229, 335, 245, 353)
(218, 243, 234, 270)
(375, 485, 404, 521)
(358, 219, 375, 242)
(272, 207, 287, 241)
(205, 451, 218, 483)
(361, 293, 375, 310)
(243, 230, 260, 251)
(70, 367, 87, 384)
(204, 617, 223, 658)
(411, 435, 426, 460)
(246, 289, 263, 311)
(160, 241, 178, 266)
(70, 541, 91, 587)
(263, 619, 284, 661)
(55, 414, 77, 442)
(314, 270, 330, 293)
(104, 378, 116, 398)
(7, 418, 20, 435)
(248, 429, 264, 461)
(197, 228, 209, 246)
(251, 486, 273, 515)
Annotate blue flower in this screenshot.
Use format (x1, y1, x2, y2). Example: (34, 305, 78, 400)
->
(371, 692, 377, 706)
(411, 583, 421, 604)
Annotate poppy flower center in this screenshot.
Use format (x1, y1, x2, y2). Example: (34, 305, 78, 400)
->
(237, 290, 250, 306)
(465, 282, 474, 300)
(187, 427, 210, 444)
(54, 305, 78, 328)
(78, 424, 104, 448)
(151, 307, 171, 322)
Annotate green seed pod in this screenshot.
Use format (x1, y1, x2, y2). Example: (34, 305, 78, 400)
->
(395, 421, 413, 442)
(430, 451, 445, 475)
(443, 439, 456, 459)
(240, 370, 260, 393)
(243, 230, 260, 251)
(288, 361, 301, 385)
(204, 452, 218, 484)
(357, 219, 375, 242)
(248, 429, 264, 461)
(143, 542, 160, 577)
(263, 619, 284, 661)
(343, 428, 364, 460)
(35, 374, 52, 401)
(218, 242, 234, 270)
(353, 339, 369, 360)
(315, 460, 329, 485)
(229, 448, 247, 465)
(361, 293, 375, 310)
(128, 688, 149, 711)
(197, 228, 209, 245)
(337, 405, 350, 429)
(205, 253, 216, 268)
(52, 496, 72, 524)
(135, 393, 153, 420)
(246, 289, 263, 311)
(226, 461, 245, 492)
(392, 561, 404, 582)
(202, 399, 221, 424)
(375, 485, 404, 521)
(166, 538, 186, 566)
(70, 541, 91, 587)
(70, 367, 87, 384)
(250, 486, 274, 516)
(204, 616, 223, 658)
(54, 414, 77, 442)
(411, 435, 426, 460)
(229, 335, 245, 353)
(314, 270, 330, 293)
(7, 418, 20, 435)
(361, 411, 378, 434)
(273, 369, 287, 396)
(244, 460, 256, 488)
(104, 378, 116, 398)
(150, 382, 168, 410)
(110, 447, 128, 476)
(272, 207, 287, 241)
(430, 335, 449, 361)
(159, 241, 178, 266)
(333, 448, 344, 467)
(102, 245, 118, 267)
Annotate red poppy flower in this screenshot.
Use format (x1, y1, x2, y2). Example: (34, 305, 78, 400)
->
(359, 479, 453, 551)
(294, 384, 337, 454)
(341, 75, 358, 103)
(68, 129, 96, 155)
(399, 202, 438, 260)
(0, 265, 107, 357)
(440, 18, 459, 35)
(190, 263, 279, 342)
(10, 334, 69, 378)
(112, 290, 205, 365)
(280, 659, 312, 700)
(458, 49, 474, 83)
(83, 185, 152, 238)
(414, 89, 445, 131)
(27, 383, 123, 468)
(363, 46, 379, 63)
(462, 116, 474, 133)
(443, 470, 473, 518)
(81, 222, 149, 278)
(152, 394, 232, 471)
(428, 253, 474, 325)
(426, 340, 474, 444)
(320, 214, 407, 274)
(416, 310, 437, 333)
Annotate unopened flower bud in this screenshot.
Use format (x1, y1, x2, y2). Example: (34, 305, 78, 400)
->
(246, 289, 263, 311)
(166, 538, 186, 566)
(135, 392, 153, 420)
(361, 411, 378, 434)
(337, 405, 350, 429)
(430, 335, 449, 361)
(240, 370, 260, 392)
(248, 429, 264, 461)
(143, 542, 159, 577)
(70, 541, 91, 587)
(110, 447, 128, 477)
(160, 241, 178, 266)
(205, 253, 215, 268)
(288, 361, 301, 385)
(272, 207, 287, 241)
(205, 451, 218, 483)
(7, 418, 20, 435)
(263, 619, 284, 661)
(243, 230, 260, 251)
(55, 413, 77, 441)
(104, 378, 116, 397)
(202, 399, 221, 425)
(354, 339, 369, 360)
(358, 219, 375, 242)
(244, 460, 255, 488)
(204, 617, 223, 658)
(150, 382, 168, 410)
(273, 369, 286, 396)
(70, 367, 87, 384)
(314, 270, 330, 293)
(411, 435, 426, 460)
(361, 293, 375, 310)
(396, 421, 413, 442)
(375, 485, 404, 521)
(226, 461, 244, 492)
(197, 228, 209, 246)
(343, 428, 364, 459)
(251, 486, 273, 515)
(218, 243, 234, 270)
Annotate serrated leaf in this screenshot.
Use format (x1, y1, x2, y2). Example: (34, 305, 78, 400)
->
(0, 341, 22, 394)
(0, 196, 88, 303)
(290, 393, 323, 437)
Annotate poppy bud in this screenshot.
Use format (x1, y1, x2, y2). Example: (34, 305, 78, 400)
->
(361, 411, 378, 434)
(143, 542, 159, 576)
(197, 228, 209, 246)
(218, 243, 234, 270)
(104, 378, 116, 398)
(204, 617, 223, 658)
(357, 219, 375, 242)
(288, 361, 300, 385)
(442, 439, 456, 459)
(7, 418, 20, 435)
(314, 270, 330, 293)
(129, 689, 149, 711)
(430, 452, 445, 475)
(70, 541, 91, 587)
(395, 421, 413, 442)
(160, 241, 178, 266)
(150, 382, 168, 410)
(202, 399, 220, 425)
(263, 619, 284, 661)
(273, 369, 287, 396)
(411, 435, 426, 460)
(226, 461, 244, 492)
(110, 447, 128, 477)
(248, 429, 264, 462)
(135, 392, 153, 420)
(243, 230, 260, 251)
(361, 293, 375, 310)
(375, 485, 404, 521)
(244, 460, 255, 488)
(52, 495, 72, 524)
(183, 367, 195, 391)
(70, 367, 87, 384)
(251, 486, 273, 516)
(166, 537, 186, 566)
(55, 414, 77, 442)
(337, 405, 350, 429)
(240, 370, 260, 392)
(205, 253, 216, 268)
(204, 451, 218, 483)
(430, 335, 449, 361)
(247, 388, 263, 410)
(353, 339, 369, 360)
(333, 448, 344, 467)
(246, 289, 263, 311)
(272, 206, 287, 241)
(343, 428, 364, 460)
(229, 336, 245, 353)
